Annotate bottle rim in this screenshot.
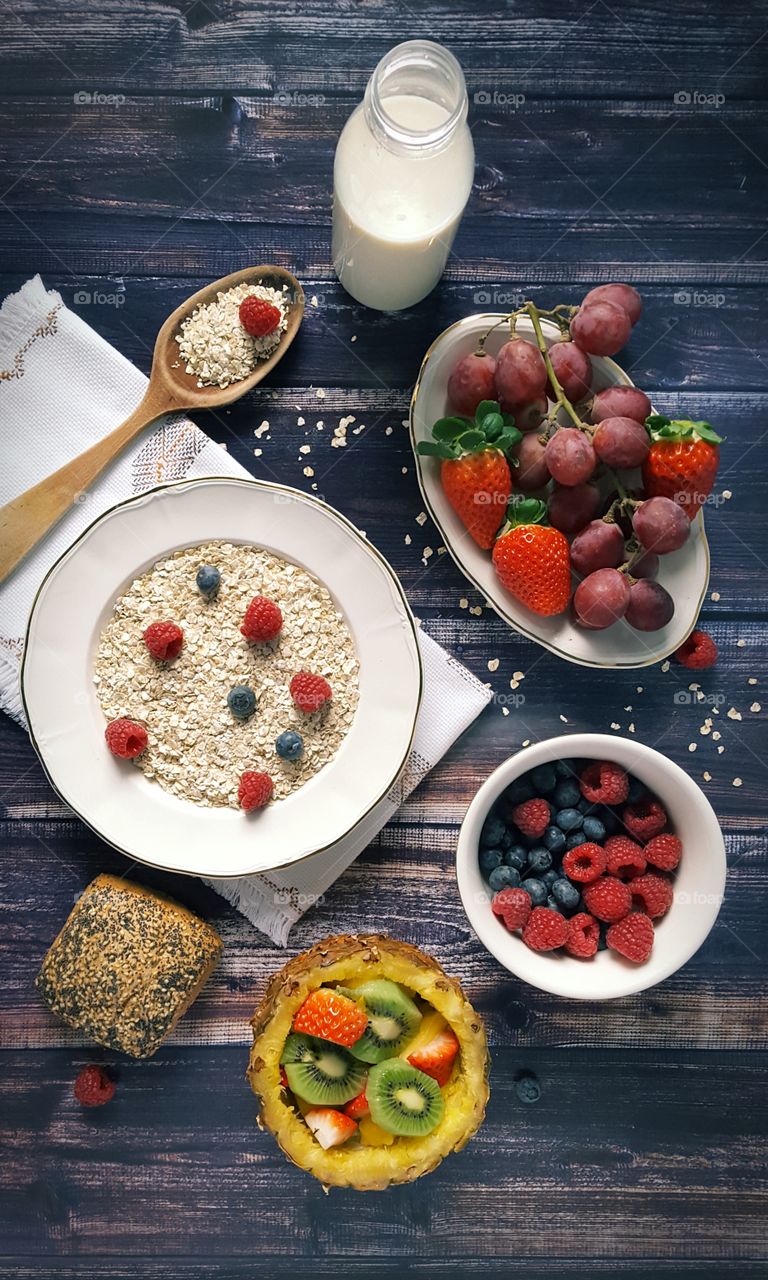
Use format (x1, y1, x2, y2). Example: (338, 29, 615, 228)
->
(365, 39, 468, 152)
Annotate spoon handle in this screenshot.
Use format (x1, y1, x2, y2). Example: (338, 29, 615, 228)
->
(0, 385, 170, 585)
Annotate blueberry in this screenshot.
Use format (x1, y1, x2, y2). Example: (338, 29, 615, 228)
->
(627, 775, 646, 804)
(546, 895, 562, 913)
(503, 777, 534, 805)
(552, 877, 581, 910)
(577, 796, 594, 814)
(598, 805, 620, 835)
(515, 1073, 542, 1104)
(227, 684, 257, 719)
(480, 814, 507, 849)
(566, 831, 588, 849)
(556, 807, 583, 833)
(498, 828, 514, 851)
(597, 925, 609, 951)
(504, 844, 527, 871)
(196, 564, 221, 599)
(543, 824, 566, 855)
(553, 778, 580, 808)
(527, 846, 552, 873)
(542, 869, 560, 890)
(521, 877, 547, 906)
(489, 865, 521, 892)
(555, 758, 577, 778)
(531, 764, 557, 794)
(582, 815, 606, 843)
(479, 847, 504, 876)
(276, 729, 304, 760)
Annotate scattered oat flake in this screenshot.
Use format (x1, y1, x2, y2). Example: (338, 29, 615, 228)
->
(299, 444, 311, 455)
(748, 677, 758, 685)
(401, 466, 408, 474)
(712, 730, 721, 741)
(303, 466, 314, 477)
(459, 598, 468, 609)
(385, 426, 393, 436)
(513, 671, 525, 681)
(350, 335, 357, 342)
(737, 639, 746, 648)
(297, 416, 305, 426)
(688, 743, 697, 752)
(316, 388, 325, 399)
(423, 547, 433, 561)
(510, 679, 519, 690)
(661, 661, 670, 673)
(710, 591, 720, 602)
(628, 723, 635, 733)
(255, 421, 270, 438)
(416, 512, 428, 526)
(404, 534, 411, 546)
(717, 745, 725, 754)
(502, 706, 510, 716)
(727, 707, 742, 720)
(703, 771, 712, 781)
(331, 424, 348, 448)
(469, 606, 483, 616)
(310, 295, 318, 307)
(750, 701, 761, 712)
(636, 686, 643, 693)
(722, 489, 732, 499)
(522, 739, 531, 747)
(733, 777, 743, 787)
(560, 714, 568, 723)
(610, 722, 620, 731)
(487, 658, 499, 672)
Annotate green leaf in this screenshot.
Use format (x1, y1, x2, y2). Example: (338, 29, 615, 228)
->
(496, 429, 522, 451)
(501, 413, 517, 428)
(458, 429, 486, 450)
(481, 411, 504, 436)
(646, 414, 671, 430)
(431, 416, 469, 441)
(417, 440, 456, 459)
(475, 399, 500, 424)
(687, 419, 724, 444)
(507, 495, 547, 527)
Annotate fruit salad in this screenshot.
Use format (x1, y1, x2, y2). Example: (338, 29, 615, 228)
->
(279, 980, 460, 1150)
(478, 756, 681, 964)
(417, 285, 723, 629)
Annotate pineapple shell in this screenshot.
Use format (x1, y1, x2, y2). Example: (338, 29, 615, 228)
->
(247, 933, 490, 1190)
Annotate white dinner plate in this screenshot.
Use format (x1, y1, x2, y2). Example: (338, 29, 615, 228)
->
(410, 313, 709, 669)
(22, 477, 422, 878)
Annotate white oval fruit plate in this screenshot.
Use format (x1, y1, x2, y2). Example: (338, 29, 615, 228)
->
(22, 477, 423, 879)
(410, 313, 710, 669)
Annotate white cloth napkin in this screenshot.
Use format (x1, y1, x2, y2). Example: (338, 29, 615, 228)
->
(0, 276, 491, 943)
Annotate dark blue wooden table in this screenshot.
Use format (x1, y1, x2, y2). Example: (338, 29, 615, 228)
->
(1, 4, 767, 1276)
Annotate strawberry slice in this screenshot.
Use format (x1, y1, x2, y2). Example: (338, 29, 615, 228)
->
(292, 988, 368, 1048)
(407, 1027, 460, 1087)
(304, 1107, 358, 1149)
(343, 1086, 369, 1120)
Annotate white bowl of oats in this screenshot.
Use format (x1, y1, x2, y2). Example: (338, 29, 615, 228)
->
(22, 477, 422, 878)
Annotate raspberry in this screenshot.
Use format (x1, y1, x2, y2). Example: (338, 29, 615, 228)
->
(238, 771, 274, 811)
(561, 841, 606, 883)
(105, 717, 148, 759)
(241, 595, 283, 643)
(675, 628, 717, 670)
(239, 295, 281, 338)
(630, 872, 673, 919)
(74, 1064, 116, 1107)
(565, 911, 600, 958)
(491, 886, 532, 931)
(606, 912, 654, 963)
(644, 833, 682, 871)
(290, 671, 333, 713)
(143, 620, 184, 661)
(579, 760, 629, 805)
(582, 876, 632, 923)
(604, 834, 646, 879)
(511, 798, 551, 839)
(522, 906, 569, 952)
(622, 798, 668, 841)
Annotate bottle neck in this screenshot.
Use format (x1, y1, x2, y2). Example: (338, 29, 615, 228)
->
(363, 40, 468, 156)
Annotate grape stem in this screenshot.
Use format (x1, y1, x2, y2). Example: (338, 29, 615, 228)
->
(524, 301, 586, 431)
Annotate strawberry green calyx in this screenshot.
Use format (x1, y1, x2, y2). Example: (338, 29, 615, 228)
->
(417, 400, 522, 461)
(500, 495, 548, 534)
(645, 415, 724, 445)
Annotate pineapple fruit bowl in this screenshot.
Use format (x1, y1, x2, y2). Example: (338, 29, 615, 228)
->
(247, 934, 489, 1189)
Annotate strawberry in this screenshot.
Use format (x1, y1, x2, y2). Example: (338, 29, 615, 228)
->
(492, 497, 571, 616)
(292, 988, 368, 1048)
(304, 1107, 358, 1149)
(407, 1026, 460, 1087)
(344, 1087, 370, 1120)
(642, 416, 723, 520)
(417, 399, 520, 548)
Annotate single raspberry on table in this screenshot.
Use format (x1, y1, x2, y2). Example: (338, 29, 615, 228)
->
(492, 886, 532, 931)
(290, 671, 333, 713)
(606, 912, 655, 963)
(512, 797, 551, 839)
(241, 595, 283, 643)
(579, 760, 629, 805)
(105, 718, 148, 759)
(143, 620, 184, 661)
(630, 872, 674, 919)
(565, 912, 601, 958)
(604, 834, 647, 879)
(238, 771, 274, 811)
(561, 841, 607, 884)
(522, 906, 569, 952)
(622, 797, 668, 841)
(644, 833, 682, 871)
(582, 876, 632, 923)
(675, 629, 717, 670)
(74, 1064, 116, 1107)
(239, 295, 281, 337)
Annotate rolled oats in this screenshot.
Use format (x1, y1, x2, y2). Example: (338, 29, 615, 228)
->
(175, 284, 288, 389)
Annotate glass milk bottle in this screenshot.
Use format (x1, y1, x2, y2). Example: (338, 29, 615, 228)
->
(332, 40, 474, 312)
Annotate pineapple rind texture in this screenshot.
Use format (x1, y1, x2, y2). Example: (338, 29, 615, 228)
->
(247, 934, 490, 1190)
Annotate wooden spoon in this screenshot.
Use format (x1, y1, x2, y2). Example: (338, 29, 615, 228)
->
(0, 265, 304, 584)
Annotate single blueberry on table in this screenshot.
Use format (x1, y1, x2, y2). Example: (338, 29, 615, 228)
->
(479, 847, 504, 876)
(515, 1074, 542, 1104)
(582, 815, 606, 843)
(227, 684, 257, 720)
(196, 564, 221, 599)
(552, 877, 581, 910)
(521, 877, 547, 906)
(276, 729, 304, 760)
(504, 844, 527, 871)
(566, 831, 588, 850)
(489, 865, 521, 892)
(543, 824, 566, 854)
(527, 846, 552, 873)
(553, 778, 581, 808)
(480, 814, 507, 849)
(531, 763, 557, 794)
(556, 807, 583, 833)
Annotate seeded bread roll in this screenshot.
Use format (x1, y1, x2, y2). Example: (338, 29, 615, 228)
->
(36, 874, 222, 1058)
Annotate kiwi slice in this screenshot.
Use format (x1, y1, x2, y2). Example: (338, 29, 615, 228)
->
(347, 979, 422, 1064)
(367, 1059, 445, 1137)
(280, 1032, 366, 1106)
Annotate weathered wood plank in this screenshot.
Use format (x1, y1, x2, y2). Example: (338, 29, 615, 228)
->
(2, 1266, 767, 1280)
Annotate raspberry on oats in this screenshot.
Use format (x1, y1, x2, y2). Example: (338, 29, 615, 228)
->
(582, 876, 632, 923)
(238, 771, 274, 811)
(241, 595, 283, 643)
(565, 912, 600, 958)
(561, 841, 606, 883)
(512, 798, 551, 839)
(606, 912, 655, 963)
(604, 834, 647, 879)
(491, 886, 532, 931)
(644, 833, 682, 871)
(579, 760, 629, 805)
(143, 620, 184, 661)
(290, 671, 333, 713)
(630, 872, 673, 919)
(622, 798, 668, 841)
(105, 718, 148, 759)
(522, 906, 569, 952)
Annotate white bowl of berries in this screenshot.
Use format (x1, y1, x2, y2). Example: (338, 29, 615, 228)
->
(456, 734, 726, 999)
(410, 285, 721, 669)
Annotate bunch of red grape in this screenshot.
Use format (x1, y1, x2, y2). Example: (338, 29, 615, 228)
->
(442, 284, 700, 633)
